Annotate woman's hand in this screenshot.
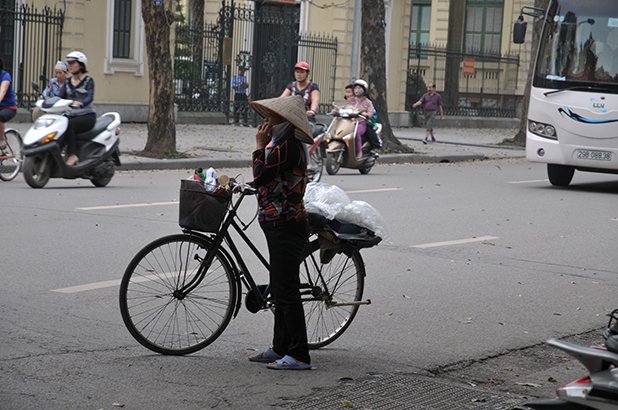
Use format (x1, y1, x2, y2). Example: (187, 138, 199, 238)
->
(70, 100, 82, 108)
(255, 119, 272, 150)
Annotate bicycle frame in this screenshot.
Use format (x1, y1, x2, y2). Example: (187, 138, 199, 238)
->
(176, 185, 351, 318)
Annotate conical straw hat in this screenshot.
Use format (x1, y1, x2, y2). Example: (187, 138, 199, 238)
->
(249, 95, 313, 144)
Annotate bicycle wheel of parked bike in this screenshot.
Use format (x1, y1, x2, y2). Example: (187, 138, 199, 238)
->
(300, 238, 365, 349)
(0, 129, 23, 181)
(119, 234, 236, 355)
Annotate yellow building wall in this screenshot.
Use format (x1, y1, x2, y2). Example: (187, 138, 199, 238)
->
(30, 0, 150, 117)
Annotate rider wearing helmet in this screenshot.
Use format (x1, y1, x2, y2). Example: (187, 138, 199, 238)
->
(344, 79, 377, 157)
(59, 51, 96, 166)
(280, 61, 320, 123)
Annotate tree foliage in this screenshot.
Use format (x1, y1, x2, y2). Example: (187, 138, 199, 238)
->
(141, 0, 177, 157)
(360, 0, 412, 153)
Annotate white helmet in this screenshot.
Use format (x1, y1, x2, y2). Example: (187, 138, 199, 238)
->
(353, 79, 368, 91)
(66, 51, 88, 70)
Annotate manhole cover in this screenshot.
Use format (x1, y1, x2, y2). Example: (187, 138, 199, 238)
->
(282, 373, 526, 409)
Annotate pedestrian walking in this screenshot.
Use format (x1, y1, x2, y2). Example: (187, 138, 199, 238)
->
(412, 82, 444, 144)
(247, 95, 313, 371)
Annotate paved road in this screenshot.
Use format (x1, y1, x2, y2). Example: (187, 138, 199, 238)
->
(1, 159, 617, 409)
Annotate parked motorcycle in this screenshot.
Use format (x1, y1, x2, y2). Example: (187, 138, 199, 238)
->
(525, 313, 618, 410)
(22, 86, 121, 188)
(322, 105, 381, 176)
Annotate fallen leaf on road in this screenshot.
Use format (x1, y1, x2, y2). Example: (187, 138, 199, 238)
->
(342, 400, 353, 408)
(402, 294, 410, 299)
(112, 403, 125, 408)
(515, 382, 542, 388)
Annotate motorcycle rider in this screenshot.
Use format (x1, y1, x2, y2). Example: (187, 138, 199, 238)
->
(59, 51, 96, 166)
(343, 79, 375, 158)
(280, 61, 320, 125)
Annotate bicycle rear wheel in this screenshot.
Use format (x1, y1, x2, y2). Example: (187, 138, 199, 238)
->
(300, 238, 365, 349)
(0, 129, 23, 181)
(119, 234, 236, 355)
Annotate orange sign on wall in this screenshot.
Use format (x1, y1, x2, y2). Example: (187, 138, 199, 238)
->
(463, 58, 476, 77)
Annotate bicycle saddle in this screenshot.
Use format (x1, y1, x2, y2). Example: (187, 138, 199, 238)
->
(607, 335, 618, 354)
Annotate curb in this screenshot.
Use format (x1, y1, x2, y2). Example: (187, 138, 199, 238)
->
(116, 152, 498, 171)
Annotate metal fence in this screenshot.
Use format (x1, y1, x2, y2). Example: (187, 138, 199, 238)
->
(0, 4, 64, 108)
(407, 44, 520, 118)
(173, 1, 337, 119)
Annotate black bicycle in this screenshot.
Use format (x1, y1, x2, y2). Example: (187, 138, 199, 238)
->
(119, 178, 381, 355)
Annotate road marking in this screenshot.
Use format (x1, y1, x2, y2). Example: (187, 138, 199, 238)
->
(51, 272, 176, 294)
(507, 179, 549, 184)
(76, 188, 401, 211)
(77, 201, 177, 210)
(412, 235, 499, 249)
(52, 279, 121, 293)
(346, 188, 403, 194)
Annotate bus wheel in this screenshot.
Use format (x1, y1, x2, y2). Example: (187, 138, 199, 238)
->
(547, 164, 575, 186)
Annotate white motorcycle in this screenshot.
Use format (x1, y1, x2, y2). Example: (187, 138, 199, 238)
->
(22, 91, 121, 188)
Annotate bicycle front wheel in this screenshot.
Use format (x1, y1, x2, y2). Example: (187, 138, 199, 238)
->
(119, 234, 236, 355)
(0, 129, 23, 181)
(300, 238, 365, 349)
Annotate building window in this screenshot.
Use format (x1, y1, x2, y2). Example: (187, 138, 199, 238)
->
(465, 0, 503, 54)
(113, 0, 132, 58)
(106, 0, 144, 75)
(410, 0, 431, 47)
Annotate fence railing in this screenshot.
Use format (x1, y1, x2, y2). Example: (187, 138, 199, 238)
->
(0, 4, 64, 108)
(173, 1, 337, 118)
(407, 43, 520, 118)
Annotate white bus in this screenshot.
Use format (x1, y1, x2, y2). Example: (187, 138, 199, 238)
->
(514, 0, 618, 186)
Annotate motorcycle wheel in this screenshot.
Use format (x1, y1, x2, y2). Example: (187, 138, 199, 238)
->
(91, 162, 115, 187)
(325, 152, 341, 175)
(23, 154, 51, 188)
(359, 156, 376, 175)
(307, 145, 324, 183)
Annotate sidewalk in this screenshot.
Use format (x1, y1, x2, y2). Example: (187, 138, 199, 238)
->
(9, 122, 525, 170)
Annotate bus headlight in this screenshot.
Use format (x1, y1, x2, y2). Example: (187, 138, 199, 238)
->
(529, 120, 558, 140)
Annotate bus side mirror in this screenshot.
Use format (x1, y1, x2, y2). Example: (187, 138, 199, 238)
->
(513, 16, 527, 44)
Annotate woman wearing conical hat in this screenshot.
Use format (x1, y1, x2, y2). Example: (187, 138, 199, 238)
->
(247, 95, 313, 370)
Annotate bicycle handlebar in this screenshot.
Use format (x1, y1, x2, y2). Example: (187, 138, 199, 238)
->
(226, 178, 256, 196)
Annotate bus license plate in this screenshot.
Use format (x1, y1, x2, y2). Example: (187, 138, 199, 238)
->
(576, 149, 612, 161)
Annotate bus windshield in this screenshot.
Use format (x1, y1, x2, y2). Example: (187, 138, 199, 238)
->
(534, 0, 618, 92)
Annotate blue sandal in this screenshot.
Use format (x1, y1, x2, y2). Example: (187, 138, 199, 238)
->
(248, 347, 282, 363)
(266, 355, 312, 370)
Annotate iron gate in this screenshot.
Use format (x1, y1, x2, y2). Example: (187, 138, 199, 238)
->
(174, 0, 337, 118)
(0, 3, 64, 108)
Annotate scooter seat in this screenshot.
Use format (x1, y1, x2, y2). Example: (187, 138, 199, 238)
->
(76, 116, 114, 141)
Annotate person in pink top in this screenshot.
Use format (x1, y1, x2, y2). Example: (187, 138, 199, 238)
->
(344, 79, 374, 158)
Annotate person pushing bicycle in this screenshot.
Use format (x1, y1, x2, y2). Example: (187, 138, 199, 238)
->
(247, 95, 314, 370)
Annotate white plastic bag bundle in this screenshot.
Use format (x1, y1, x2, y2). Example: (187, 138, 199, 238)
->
(304, 182, 351, 220)
(304, 182, 388, 239)
(336, 200, 387, 239)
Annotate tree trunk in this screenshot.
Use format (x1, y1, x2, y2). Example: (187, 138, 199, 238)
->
(360, 0, 412, 153)
(511, 0, 550, 145)
(141, 0, 177, 157)
(444, 0, 465, 107)
(189, 0, 204, 94)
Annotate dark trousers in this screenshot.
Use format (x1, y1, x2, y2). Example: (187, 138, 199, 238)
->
(363, 126, 382, 150)
(261, 218, 310, 364)
(233, 94, 248, 124)
(65, 114, 96, 156)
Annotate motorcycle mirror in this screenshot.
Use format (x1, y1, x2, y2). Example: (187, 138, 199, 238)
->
(39, 74, 47, 82)
(32, 82, 40, 92)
